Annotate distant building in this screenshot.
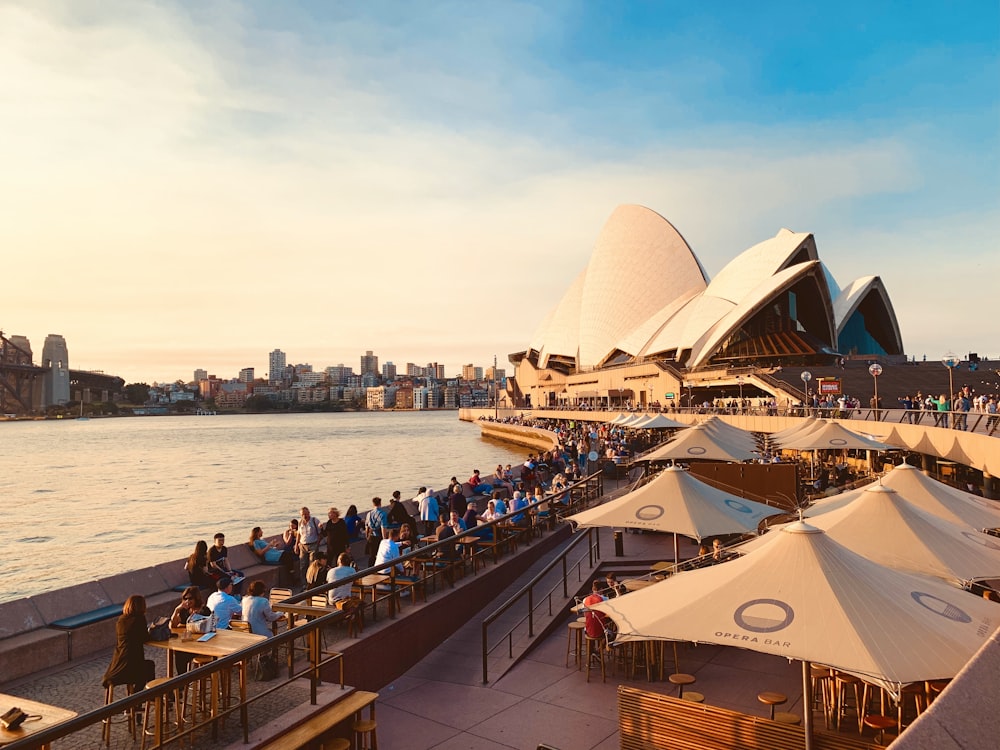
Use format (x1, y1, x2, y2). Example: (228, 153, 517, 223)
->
(360, 350, 379, 378)
(406, 362, 422, 377)
(366, 385, 386, 410)
(395, 385, 414, 409)
(382, 361, 397, 381)
(238, 367, 254, 383)
(325, 364, 353, 384)
(461, 364, 476, 381)
(194, 368, 208, 383)
(268, 349, 286, 385)
(41, 334, 70, 407)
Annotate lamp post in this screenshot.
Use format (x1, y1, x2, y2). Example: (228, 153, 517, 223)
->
(942, 352, 959, 399)
(800, 371, 812, 414)
(868, 363, 883, 418)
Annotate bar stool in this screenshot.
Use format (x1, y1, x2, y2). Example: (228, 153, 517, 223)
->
(668, 673, 696, 698)
(774, 712, 801, 725)
(584, 635, 607, 683)
(757, 691, 787, 720)
(140, 677, 182, 750)
(863, 714, 895, 744)
(565, 621, 585, 669)
(321, 739, 351, 750)
(102, 682, 137, 746)
(353, 703, 378, 750)
(184, 655, 215, 724)
(681, 692, 704, 703)
(810, 666, 835, 728)
(834, 672, 866, 732)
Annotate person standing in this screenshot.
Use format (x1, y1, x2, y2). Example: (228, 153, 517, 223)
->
(323, 507, 350, 563)
(365, 497, 388, 567)
(297, 507, 322, 581)
(417, 487, 439, 536)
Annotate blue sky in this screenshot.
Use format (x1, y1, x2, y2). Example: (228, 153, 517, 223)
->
(1, 1, 996, 382)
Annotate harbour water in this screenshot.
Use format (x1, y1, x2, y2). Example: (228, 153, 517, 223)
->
(1, 411, 526, 603)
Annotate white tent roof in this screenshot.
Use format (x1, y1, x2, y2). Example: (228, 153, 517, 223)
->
(773, 419, 893, 451)
(777, 484, 1000, 586)
(591, 521, 1000, 694)
(767, 417, 819, 444)
(567, 466, 780, 540)
(604, 413, 629, 425)
(875, 463, 1000, 532)
(644, 424, 759, 463)
(630, 413, 687, 429)
(697, 416, 761, 452)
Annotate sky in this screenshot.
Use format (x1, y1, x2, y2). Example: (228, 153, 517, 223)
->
(2, 0, 997, 384)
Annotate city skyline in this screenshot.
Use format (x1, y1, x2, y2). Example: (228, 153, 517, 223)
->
(2, 2, 997, 384)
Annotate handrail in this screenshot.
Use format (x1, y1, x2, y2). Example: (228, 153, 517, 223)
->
(481, 526, 601, 684)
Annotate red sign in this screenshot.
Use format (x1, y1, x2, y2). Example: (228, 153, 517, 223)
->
(817, 378, 842, 395)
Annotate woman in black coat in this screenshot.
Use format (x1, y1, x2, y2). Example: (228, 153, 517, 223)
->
(102, 594, 155, 691)
(324, 507, 350, 562)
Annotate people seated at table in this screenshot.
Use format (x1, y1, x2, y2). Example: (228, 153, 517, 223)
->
(323, 507, 350, 563)
(398, 522, 415, 550)
(447, 510, 467, 534)
(207, 576, 242, 629)
(327, 552, 357, 606)
(435, 518, 459, 560)
(462, 501, 481, 531)
(603, 572, 626, 597)
(305, 550, 331, 589)
(481, 499, 502, 524)
(510, 491, 529, 524)
(102, 594, 156, 693)
(208, 532, 244, 595)
(374, 528, 405, 574)
(186, 540, 216, 591)
(241, 580, 283, 636)
(170, 586, 210, 673)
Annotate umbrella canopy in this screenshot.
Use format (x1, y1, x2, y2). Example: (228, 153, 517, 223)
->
(761, 484, 1000, 587)
(773, 419, 892, 451)
(631, 413, 688, 429)
(768, 417, 819, 443)
(874, 463, 1000, 532)
(567, 465, 781, 540)
(697, 416, 761, 452)
(591, 521, 1000, 695)
(604, 412, 629, 425)
(617, 413, 647, 427)
(644, 424, 759, 463)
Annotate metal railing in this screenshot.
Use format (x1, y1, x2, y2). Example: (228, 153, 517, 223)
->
(481, 526, 601, 684)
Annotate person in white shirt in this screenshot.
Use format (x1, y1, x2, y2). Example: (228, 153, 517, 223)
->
(417, 487, 439, 535)
(206, 577, 242, 630)
(374, 528, 404, 574)
(240, 580, 283, 636)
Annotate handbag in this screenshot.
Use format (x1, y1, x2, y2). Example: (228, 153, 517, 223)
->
(147, 616, 171, 641)
(186, 614, 213, 634)
(251, 653, 277, 681)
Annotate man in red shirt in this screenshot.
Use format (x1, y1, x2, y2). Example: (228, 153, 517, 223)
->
(583, 580, 610, 639)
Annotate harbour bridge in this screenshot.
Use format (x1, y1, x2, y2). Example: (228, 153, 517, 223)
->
(0, 331, 124, 415)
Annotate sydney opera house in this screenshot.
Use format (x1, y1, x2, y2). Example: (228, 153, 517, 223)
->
(508, 204, 904, 409)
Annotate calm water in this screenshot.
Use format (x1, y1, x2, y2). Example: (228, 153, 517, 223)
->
(0, 411, 525, 603)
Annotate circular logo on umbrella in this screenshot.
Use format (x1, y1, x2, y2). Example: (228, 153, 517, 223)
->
(960, 531, 1000, 551)
(733, 599, 795, 633)
(828, 438, 848, 447)
(725, 498, 752, 514)
(635, 505, 665, 521)
(911, 592, 972, 623)
(687, 447, 707, 455)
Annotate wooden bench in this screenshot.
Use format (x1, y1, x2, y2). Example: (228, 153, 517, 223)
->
(257, 690, 378, 750)
(618, 685, 887, 750)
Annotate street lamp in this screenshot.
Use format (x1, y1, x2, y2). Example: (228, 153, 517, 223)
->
(800, 371, 812, 413)
(942, 352, 959, 399)
(868, 362, 883, 417)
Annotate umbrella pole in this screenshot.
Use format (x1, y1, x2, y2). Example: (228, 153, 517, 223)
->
(673, 532, 680, 566)
(802, 660, 814, 750)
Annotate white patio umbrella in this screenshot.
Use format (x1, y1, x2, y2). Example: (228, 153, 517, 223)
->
(697, 416, 761, 452)
(630, 413, 687, 430)
(590, 521, 1000, 745)
(773, 419, 893, 451)
(617, 413, 648, 427)
(567, 465, 782, 562)
(604, 412, 629, 425)
(872, 463, 1000, 532)
(644, 423, 759, 463)
(756, 484, 1000, 587)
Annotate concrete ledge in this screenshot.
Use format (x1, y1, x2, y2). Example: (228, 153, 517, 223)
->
(0, 629, 69, 683)
(0, 598, 46, 639)
(99, 566, 170, 602)
(30, 581, 112, 624)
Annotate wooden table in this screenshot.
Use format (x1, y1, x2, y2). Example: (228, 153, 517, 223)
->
(624, 578, 656, 591)
(0, 693, 76, 749)
(354, 574, 390, 621)
(148, 628, 266, 739)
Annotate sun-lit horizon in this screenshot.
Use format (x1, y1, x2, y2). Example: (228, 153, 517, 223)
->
(3, 1, 997, 385)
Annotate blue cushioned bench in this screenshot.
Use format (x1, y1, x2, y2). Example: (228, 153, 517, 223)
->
(48, 604, 123, 630)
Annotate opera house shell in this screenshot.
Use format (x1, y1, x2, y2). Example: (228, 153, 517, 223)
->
(509, 204, 903, 406)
